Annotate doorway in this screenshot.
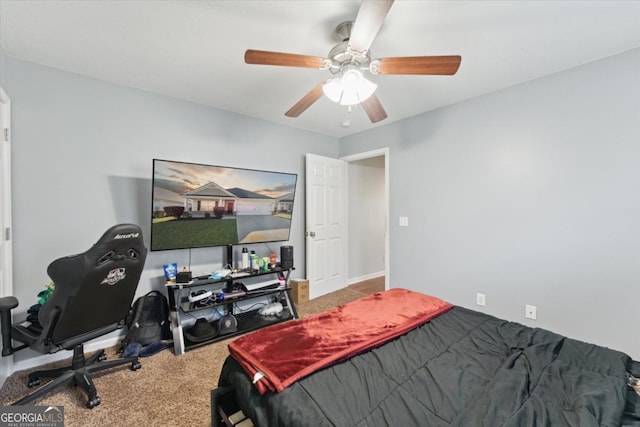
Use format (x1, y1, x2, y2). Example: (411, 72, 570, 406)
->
(342, 148, 389, 291)
(304, 149, 389, 299)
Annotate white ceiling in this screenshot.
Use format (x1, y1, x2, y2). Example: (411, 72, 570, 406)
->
(1, 1, 639, 138)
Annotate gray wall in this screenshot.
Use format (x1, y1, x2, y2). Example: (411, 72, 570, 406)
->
(5, 47, 640, 362)
(0, 44, 6, 88)
(341, 48, 640, 360)
(6, 58, 338, 319)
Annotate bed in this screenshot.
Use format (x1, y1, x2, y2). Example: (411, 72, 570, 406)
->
(212, 289, 640, 426)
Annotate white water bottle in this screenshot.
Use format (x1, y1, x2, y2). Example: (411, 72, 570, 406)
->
(241, 247, 249, 270)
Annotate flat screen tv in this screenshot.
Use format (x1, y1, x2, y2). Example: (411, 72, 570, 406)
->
(151, 159, 297, 251)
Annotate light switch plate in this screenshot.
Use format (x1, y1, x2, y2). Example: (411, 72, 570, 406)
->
(399, 216, 409, 227)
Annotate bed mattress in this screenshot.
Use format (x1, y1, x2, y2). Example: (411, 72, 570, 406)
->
(218, 304, 640, 426)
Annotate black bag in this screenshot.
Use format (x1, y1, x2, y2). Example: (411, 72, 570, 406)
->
(123, 290, 171, 347)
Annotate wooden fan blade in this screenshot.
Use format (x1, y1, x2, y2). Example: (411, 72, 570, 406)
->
(376, 55, 462, 75)
(349, 0, 394, 54)
(245, 49, 325, 69)
(285, 82, 325, 118)
(360, 94, 387, 123)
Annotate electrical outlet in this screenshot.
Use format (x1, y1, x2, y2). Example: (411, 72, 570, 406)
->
(476, 293, 486, 307)
(399, 216, 409, 227)
(525, 304, 537, 320)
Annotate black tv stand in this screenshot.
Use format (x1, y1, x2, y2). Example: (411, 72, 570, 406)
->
(226, 244, 233, 269)
(166, 267, 297, 355)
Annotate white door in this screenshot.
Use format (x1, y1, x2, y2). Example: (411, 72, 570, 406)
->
(305, 154, 347, 299)
(0, 87, 13, 385)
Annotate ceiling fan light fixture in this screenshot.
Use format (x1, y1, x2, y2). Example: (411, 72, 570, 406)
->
(246, 0, 460, 124)
(322, 69, 377, 106)
(322, 78, 343, 103)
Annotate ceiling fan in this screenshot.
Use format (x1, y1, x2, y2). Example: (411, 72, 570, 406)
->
(244, 0, 461, 124)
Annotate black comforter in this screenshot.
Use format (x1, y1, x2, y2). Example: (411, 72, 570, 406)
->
(218, 306, 640, 426)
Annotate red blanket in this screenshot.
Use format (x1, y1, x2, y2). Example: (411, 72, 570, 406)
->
(228, 288, 453, 394)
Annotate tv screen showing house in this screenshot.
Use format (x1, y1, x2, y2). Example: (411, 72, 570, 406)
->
(151, 159, 297, 251)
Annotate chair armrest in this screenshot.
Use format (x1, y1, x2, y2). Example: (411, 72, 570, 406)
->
(0, 296, 18, 311)
(0, 296, 19, 356)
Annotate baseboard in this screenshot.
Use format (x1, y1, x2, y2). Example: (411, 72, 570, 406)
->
(347, 271, 385, 286)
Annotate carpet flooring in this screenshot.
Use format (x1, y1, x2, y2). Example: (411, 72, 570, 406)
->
(0, 286, 370, 427)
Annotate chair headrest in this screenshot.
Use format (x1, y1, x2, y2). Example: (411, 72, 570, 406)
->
(95, 223, 144, 245)
(90, 224, 146, 256)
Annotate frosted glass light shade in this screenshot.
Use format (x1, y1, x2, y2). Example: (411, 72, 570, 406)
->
(322, 69, 377, 106)
(322, 78, 343, 103)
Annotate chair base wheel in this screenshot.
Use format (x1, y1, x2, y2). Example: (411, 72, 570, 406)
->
(86, 396, 100, 409)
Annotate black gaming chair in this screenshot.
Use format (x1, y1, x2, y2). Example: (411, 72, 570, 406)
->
(0, 223, 147, 408)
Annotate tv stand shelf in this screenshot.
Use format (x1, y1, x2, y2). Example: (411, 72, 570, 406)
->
(166, 267, 297, 355)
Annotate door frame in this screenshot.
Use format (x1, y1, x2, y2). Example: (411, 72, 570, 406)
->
(341, 148, 389, 290)
(0, 86, 12, 386)
(0, 87, 11, 298)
